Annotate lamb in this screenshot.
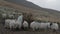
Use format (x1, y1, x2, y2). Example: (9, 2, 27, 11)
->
(23, 21, 28, 30)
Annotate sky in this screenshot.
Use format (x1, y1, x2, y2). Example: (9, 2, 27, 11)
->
(27, 0, 60, 11)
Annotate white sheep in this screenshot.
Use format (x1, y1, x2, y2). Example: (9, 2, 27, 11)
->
(5, 19, 16, 29)
(23, 21, 28, 30)
(30, 21, 51, 31)
(17, 14, 23, 29)
(50, 23, 59, 31)
(4, 14, 23, 30)
(30, 21, 40, 31)
(4, 19, 11, 28)
(39, 23, 50, 29)
(9, 20, 16, 29)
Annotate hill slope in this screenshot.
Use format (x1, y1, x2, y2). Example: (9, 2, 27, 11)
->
(4, 0, 42, 10)
(0, 0, 60, 23)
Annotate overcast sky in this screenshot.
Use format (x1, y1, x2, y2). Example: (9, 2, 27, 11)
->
(27, 0, 60, 11)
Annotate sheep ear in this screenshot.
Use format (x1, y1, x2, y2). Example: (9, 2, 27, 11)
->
(50, 23, 52, 26)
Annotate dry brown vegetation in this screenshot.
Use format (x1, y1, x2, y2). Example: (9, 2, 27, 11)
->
(0, 0, 60, 23)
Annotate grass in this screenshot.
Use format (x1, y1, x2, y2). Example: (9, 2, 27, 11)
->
(0, 6, 60, 23)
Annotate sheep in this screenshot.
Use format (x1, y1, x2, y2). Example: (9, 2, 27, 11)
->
(4, 14, 23, 30)
(17, 14, 23, 29)
(39, 23, 50, 29)
(4, 19, 16, 29)
(30, 21, 40, 31)
(4, 19, 11, 28)
(30, 21, 51, 31)
(23, 21, 28, 30)
(9, 20, 17, 29)
(50, 23, 59, 31)
(4, 19, 21, 30)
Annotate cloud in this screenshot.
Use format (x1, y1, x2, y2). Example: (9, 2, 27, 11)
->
(27, 0, 60, 11)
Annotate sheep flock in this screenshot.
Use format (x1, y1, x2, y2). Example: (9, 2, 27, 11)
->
(1, 13, 60, 32)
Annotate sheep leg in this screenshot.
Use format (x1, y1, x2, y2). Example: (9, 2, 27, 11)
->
(33, 28, 35, 31)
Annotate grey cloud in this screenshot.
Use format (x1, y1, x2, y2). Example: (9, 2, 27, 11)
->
(27, 0, 60, 11)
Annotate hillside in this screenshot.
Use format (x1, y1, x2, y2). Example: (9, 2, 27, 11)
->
(0, 0, 60, 23)
(4, 0, 42, 10)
